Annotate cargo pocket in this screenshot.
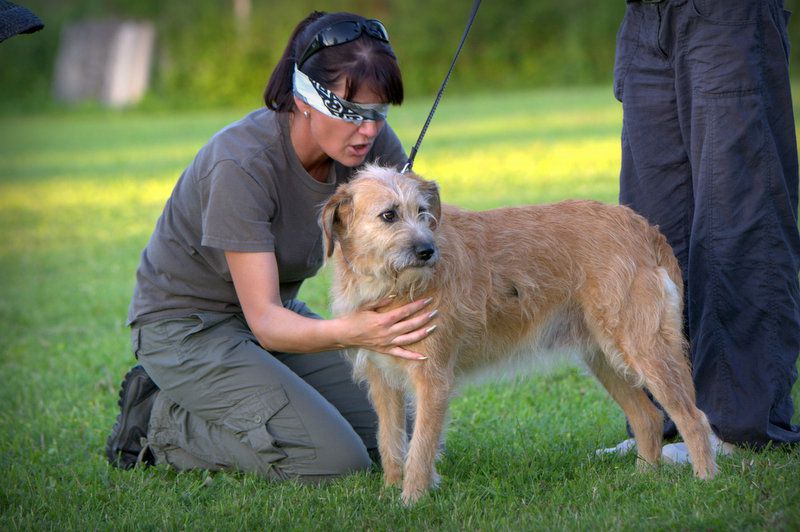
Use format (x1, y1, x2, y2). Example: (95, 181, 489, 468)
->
(221, 387, 316, 468)
(691, 0, 760, 24)
(174, 312, 239, 363)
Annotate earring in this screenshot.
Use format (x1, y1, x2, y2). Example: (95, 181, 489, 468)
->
(303, 111, 310, 118)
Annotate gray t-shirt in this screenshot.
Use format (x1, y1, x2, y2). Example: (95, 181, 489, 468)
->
(128, 108, 406, 326)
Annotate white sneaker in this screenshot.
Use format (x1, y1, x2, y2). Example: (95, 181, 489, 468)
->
(595, 437, 637, 457)
(596, 433, 735, 462)
(661, 431, 735, 464)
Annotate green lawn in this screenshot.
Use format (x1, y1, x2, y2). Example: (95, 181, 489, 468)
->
(1, 87, 799, 530)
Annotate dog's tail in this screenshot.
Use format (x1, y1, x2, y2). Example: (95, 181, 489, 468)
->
(645, 224, 690, 365)
(649, 225, 684, 303)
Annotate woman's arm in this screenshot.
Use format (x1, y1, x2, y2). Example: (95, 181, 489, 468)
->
(226, 251, 436, 360)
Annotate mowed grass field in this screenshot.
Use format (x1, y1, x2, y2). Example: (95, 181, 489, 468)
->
(1, 87, 799, 530)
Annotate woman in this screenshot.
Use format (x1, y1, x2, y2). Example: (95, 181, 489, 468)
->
(106, 11, 437, 481)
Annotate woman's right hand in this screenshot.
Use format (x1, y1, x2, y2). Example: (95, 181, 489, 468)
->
(337, 297, 438, 360)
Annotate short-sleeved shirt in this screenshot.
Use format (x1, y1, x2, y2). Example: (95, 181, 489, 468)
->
(127, 108, 406, 326)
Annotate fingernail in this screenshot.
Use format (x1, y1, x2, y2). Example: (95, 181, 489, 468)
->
(423, 297, 434, 305)
(387, 294, 397, 299)
(417, 356, 429, 361)
(428, 310, 438, 319)
(426, 325, 437, 334)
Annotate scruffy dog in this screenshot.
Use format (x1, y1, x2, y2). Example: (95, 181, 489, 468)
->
(320, 165, 717, 504)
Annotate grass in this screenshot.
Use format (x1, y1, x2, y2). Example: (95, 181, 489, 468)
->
(1, 86, 799, 530)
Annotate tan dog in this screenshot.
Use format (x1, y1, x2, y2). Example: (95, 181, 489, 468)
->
(321, 165, 717, 504)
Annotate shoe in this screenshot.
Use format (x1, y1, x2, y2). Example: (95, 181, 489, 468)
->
(596, 433, 735, 463)
(106, 365, 159, 469)
(661, 431, 735, 464)
(595, 437, 637, 457)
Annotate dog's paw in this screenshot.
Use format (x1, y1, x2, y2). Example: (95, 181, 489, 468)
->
(383, 469, 403, 488)
(381, 456, 404, 484)
(401, 485, 427, 506)
(400, 471, 439, 505)
(634, 455, 659, 473)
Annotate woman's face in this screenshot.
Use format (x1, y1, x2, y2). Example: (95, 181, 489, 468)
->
(297, 82, 387, 168)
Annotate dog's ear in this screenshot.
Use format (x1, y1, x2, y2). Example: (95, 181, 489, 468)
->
(320, 184, 353, 258)
(418, 178, 442, 229)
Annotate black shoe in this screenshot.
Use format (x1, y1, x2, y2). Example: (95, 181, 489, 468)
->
(106, 365, 159, 469)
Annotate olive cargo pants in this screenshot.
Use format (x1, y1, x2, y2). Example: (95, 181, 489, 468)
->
(132, 301, 377, 481)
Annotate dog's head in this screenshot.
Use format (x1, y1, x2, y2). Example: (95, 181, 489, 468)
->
(320, 164, 441, 287)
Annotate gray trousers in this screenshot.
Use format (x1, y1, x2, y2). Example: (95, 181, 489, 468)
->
(131, 300, 378, 481)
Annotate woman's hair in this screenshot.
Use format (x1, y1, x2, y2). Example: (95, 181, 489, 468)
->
(264, 11, 404, 112)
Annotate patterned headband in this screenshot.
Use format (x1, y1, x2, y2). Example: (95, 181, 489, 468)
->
(293, 65, 389, 124)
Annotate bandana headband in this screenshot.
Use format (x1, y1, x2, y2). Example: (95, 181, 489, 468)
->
(293, 65, 389, 124)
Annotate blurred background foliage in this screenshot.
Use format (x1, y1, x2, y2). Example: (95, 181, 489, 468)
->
(1, 0, 799, 111)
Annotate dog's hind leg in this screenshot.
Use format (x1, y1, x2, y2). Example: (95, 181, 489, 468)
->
(365, 362, 407, 487)
(627, 270, 716, 479)
(584, 351, 664, 470)
(402, 365, 452, 505)
(592, 268, 717, 479)
(626, 349, 717, 479)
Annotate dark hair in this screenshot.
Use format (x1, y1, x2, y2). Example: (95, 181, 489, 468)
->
(264, 11, 403, 111)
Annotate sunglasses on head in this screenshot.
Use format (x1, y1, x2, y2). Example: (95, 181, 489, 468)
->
(297, 19, 390, 69)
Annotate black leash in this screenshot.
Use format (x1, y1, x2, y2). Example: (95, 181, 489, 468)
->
(401, 0, 482, 174)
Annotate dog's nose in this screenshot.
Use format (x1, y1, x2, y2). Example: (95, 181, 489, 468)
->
(415, 243, 436, 262)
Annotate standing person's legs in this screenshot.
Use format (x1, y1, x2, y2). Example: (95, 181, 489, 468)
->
(678, 0, 800, 446)
(136, 311, 372, 481)
(615, 0, 800, 452)
(616, 1, 692, 441)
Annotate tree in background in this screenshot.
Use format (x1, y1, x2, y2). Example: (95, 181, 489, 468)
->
(1, 0, 798, 110)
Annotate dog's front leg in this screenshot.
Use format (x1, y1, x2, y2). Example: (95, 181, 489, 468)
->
(365, 361, 407, 487)
(402, 366, 452, 505)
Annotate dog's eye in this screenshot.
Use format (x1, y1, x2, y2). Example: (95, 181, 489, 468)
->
(380, 210, 397, 223)
(419, 206, 428, 215)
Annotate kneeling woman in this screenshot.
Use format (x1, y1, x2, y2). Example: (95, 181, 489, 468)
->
(106, 11, 437, 481)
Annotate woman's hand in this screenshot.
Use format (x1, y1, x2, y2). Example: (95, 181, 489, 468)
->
(337, 297, 438, 361)
(226, 250, 437, 358)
